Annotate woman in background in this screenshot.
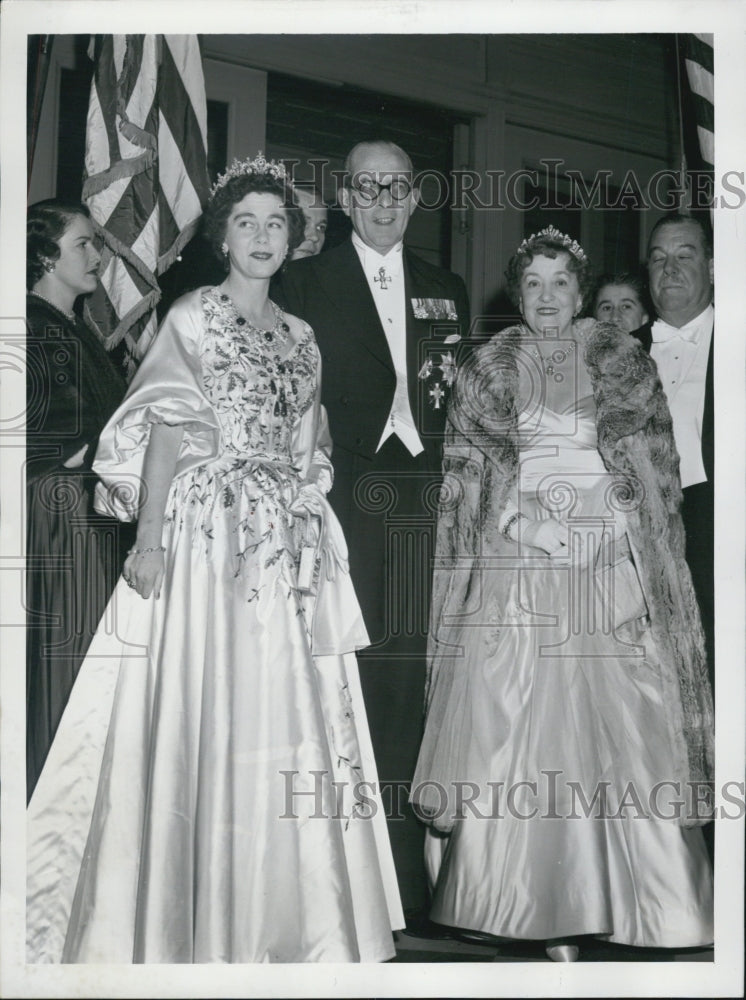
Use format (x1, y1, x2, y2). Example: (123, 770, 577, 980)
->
(26, 156, 402, 964)
(592, 271, 649, 333)
(413, 226, 713, 961)
(291, 182, 328, 260)
(25, 199, 126, 799)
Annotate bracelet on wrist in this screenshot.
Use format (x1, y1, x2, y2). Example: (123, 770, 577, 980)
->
(501, 511, 526, 540)
(128, 545, 166, 555)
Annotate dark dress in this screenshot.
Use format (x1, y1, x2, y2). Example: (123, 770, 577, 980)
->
(26, 294, 128, 799)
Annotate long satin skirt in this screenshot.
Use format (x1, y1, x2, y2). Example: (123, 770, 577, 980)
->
(27, 460, 403, 963)
(419, 486, 713, 947)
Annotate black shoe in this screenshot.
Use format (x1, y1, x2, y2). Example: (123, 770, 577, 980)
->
(401, 911, 456, 940)
(452, 928, 506, 946)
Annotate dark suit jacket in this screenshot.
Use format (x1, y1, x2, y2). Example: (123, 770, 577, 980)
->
(632, 316, 714, 677)
(274, 239, 471, 474)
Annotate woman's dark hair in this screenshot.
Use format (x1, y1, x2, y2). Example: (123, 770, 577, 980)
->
(26, 199, 92, 289)
(203, 172, 305, 264)
(504, 232, 595, 310)
(591, 271, 649, 316)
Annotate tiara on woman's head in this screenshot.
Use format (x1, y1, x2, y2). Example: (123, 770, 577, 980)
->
(209, 152, 291, 197)
(517, 225, 587, 263)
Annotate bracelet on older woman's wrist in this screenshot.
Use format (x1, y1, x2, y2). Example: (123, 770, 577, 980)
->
(501, 511, 527, 541)
(128, 545, 166, 555)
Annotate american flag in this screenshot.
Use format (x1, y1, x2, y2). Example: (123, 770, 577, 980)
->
(82, 35, 209, 372)
(676, 33, 714, 217)
(682, 33, 714, 174)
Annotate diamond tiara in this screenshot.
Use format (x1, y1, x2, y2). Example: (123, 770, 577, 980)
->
(517, 225, 587, 262)
(210, 152, 292, 198)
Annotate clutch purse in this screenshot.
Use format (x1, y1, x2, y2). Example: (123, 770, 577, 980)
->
(594, 551, 648, 629)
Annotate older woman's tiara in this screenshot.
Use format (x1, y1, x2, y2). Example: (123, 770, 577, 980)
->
(210, 152, 292, 198)
(517, 225, 587, 262)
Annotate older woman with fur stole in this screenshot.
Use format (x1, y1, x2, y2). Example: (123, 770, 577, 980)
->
(412, 227, 714, 962)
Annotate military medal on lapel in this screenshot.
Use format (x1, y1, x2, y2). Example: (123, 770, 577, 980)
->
(418, 349, 459, 411)
(411, 297, 458, 321)
(413, 298, 462, 413)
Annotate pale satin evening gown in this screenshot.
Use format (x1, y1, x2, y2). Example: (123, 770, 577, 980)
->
(26, 288, 404, 963)
(416, 370, 713, 947)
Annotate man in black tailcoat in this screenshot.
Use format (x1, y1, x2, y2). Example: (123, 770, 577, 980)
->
(276, 140, 470, 915)
(632, 213, 714, 687)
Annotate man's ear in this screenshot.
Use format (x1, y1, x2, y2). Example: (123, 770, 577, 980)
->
(338, 186, 352, 219)
(642, 310, 650, 325)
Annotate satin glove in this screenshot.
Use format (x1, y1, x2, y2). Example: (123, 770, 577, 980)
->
(288, 482, 327, 521)
(520, 517, 568, 558)
(521, 518, 604, 567)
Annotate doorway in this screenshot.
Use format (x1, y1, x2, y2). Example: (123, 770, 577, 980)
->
(265, 71, 469, 269)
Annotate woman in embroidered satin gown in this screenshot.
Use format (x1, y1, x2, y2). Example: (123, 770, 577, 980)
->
(412, 228, 714, 961)
(26, 158, 403, 963)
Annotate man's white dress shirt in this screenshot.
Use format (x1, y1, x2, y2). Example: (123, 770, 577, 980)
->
(650, 303, 713, 489)
(352, 232, 424, 457)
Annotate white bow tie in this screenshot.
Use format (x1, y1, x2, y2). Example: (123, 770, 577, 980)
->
(651, 319, 701, 344)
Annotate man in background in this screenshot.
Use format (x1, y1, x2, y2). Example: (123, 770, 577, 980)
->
(632, 213, 714, 685)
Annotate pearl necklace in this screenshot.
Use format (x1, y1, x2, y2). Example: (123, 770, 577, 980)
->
(29, 291, 75, 322)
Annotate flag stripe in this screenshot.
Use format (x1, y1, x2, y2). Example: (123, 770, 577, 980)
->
(680, 32, 714, 217)
(685, 33, 714, 75)
(157, 112, 203, 233)
(114, 37, 158, 162)
(131, 205, 160, 273)
(696, 126, 714, 168)
(158, 41, 209, 212)
(688, 90, 714, 140)
(107, 167, 157, 248)
(84, 76, 111, 177)
(163, 35, 207, 149)
(92, 36, 121, 169)
(684, 61, 714, 103)
(117, 35, 146, 108)
(84, 34, 209, 361)
(157, 186, 180, 258)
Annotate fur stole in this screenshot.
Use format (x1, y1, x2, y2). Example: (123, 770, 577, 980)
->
(427, 319, 714, 825)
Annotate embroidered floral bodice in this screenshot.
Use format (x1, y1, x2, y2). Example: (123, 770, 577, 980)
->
(200, 287, 316, 464)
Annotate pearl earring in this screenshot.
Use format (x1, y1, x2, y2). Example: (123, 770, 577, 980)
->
(42, 258, 55, 273)
(221, 242, 229, 256)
